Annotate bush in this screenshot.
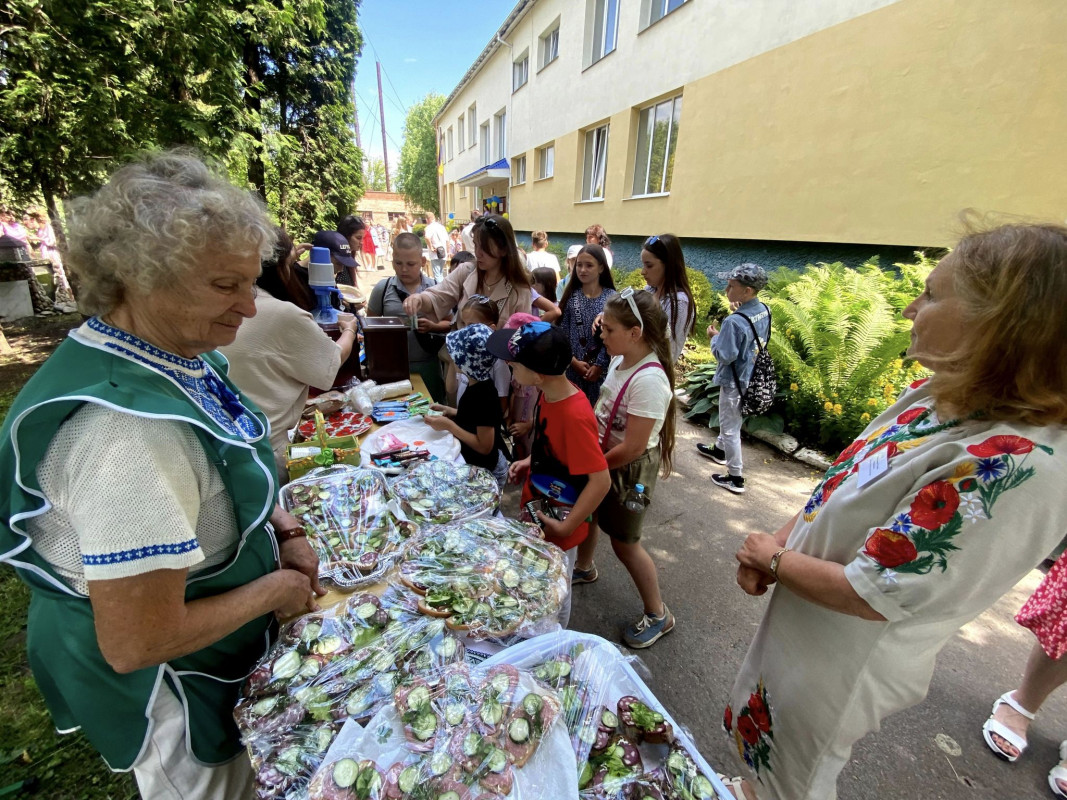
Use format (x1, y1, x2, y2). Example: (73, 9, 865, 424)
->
(412, 223, 426, 239)
(683, 253, 934, 455)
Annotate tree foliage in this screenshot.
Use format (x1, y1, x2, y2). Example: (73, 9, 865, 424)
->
(397, 93, 445, 214)
(0, 0, 364, 241)
(364, 156, 388, 191)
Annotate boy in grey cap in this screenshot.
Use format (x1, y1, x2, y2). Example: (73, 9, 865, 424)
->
(697, 263, 771, 493)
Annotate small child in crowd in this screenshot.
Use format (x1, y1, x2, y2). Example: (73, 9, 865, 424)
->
(697, 263, 770, 495)
(556, 244, 583, 301)
(558, 244, 617, 407)
(449, 250, 475, 275)
(573, 290, 677, 648)
(531, 267, 559, 322)
(458, 296, 511, 418)
(502, 312, 541, 459)
(487, 321, 610, 628)
(427, 323, 508, 486)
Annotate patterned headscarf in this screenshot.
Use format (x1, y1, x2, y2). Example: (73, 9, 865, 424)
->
(446, 323, 495, 382)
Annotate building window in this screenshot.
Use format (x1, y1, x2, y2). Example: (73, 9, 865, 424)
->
(468, 103, 477, 144)
(513, 50, 529, 92)
(648, 0, 687, 26)
(513, 155, 527, 185)
(633, 95, 682, 196)
(582, 125, 609, 200)
(494, 110, 507, 161)
(460, 184, 467, 199)
(539, 20, 560, 69)
(446, 127, 454, 162)
(458, 114, 465, 151)
(537, 144, 554, 180)
(589, 0, 619, 65)
(480, 121, 490, 163)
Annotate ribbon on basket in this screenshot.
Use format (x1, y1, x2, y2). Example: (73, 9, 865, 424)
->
(310, 410, 337, 467)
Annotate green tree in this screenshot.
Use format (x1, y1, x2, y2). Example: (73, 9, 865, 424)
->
(397, 93, 445, 214)
(365, 156, 388, 191)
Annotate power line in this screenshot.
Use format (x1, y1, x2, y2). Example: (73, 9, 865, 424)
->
(358, 25, 411, 115)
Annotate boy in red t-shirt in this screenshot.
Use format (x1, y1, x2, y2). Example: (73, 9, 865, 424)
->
(487, 322, 610, 626)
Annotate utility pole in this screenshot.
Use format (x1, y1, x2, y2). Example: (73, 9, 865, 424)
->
(376, 62, 391, 192)
(353, 80, 362, 152)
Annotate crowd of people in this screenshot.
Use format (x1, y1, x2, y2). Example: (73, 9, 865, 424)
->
(1, 150, 1066, 800)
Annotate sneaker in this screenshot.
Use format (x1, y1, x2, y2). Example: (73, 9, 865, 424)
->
(712, 473, 746, 494)
(572, 564, 598, 584)
(623, 604, 675, 649)
(696, 443, 727, 465)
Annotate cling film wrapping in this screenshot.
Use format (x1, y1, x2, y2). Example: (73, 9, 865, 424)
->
(388, 460, 500, 524)
(234, 590, 465, 800)
(397, 517, 568, 643)
(308, 662, 579, 799)
(281, 465, 418, 589)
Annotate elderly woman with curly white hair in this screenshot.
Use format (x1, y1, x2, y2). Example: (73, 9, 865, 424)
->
(0, 151, 325, 799)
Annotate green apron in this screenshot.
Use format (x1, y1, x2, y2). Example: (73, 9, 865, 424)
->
(0, 330, 280, 770)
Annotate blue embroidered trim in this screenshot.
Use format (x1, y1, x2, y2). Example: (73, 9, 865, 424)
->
(83, 538, 200, 566)
(82, 317, 262, 439)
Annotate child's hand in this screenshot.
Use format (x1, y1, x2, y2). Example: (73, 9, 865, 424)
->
(508, 420, 532, 439)
(584, 365, 602, 383)
(537, 512, 569, 541)
(730, 299, 743, 311)
(424, 414, 451, 432)
(574, 359, 591, 378)
(707, 323, 718, 338)
(508, 456, 531, 485)
(430, 403, 456, 418)
(591, 313, 604, 336)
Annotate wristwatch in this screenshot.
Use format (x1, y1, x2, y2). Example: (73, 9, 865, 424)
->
(769, 548, 790, 580)
(274, 526, 307, 543)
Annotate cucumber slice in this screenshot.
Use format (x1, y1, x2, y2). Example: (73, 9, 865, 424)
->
(251, 696, 279, 717)
(557, 661, 572, 678)
(398, 765, 419, 793)
(480, 699, 503, 726)
(298, 656, 321, 679)
(451, 597, 473, 615)
(375, 671, 398, 694)
(508, 717, 530, 743)
(428, 750, 452, 776)
(666, 750, 687, 773)
(463, 730, 482, 756)
(496, 595, 519, 609)
(356, 766, 382, 794)
(412, 712, 436, 740)
(271, 650, 302, 680)
(578, 724, 598, 746)
(601, 709, 619, 728)
(407, 685, 431, 711)
(485, 747, 507, 773)
(438, 793, 461, 800)
(345, 687, 372, 716)
(445, 702, 466, 727)
(300, 622, 322, 642)
(355, 602, 378, 619)
(692, 775, 715, 798)
(490, 673, 511, 694)
(502, 569, 520, 589)
(312, 635, 343, 655)
(372, 651, 395, 673)
(436, 638, 458, 659)
(522, 693, 543, 717)
(331, 758, 359, 788)
(578, 760, 593, 789)
(519, 579, 540, 595)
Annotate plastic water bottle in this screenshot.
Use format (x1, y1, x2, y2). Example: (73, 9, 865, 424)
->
(624, 483, 646, 513)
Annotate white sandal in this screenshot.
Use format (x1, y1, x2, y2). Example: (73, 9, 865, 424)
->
(1049, 741, 1067, 797)
(982, 691, 1035, 762)
(717, 774, 751, 800)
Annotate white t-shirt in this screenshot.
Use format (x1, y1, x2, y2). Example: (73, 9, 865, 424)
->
(219, 291, 342, 466)
(594, 353, 672, 452)
(26, 404, 240, 595)
(525, 250, 561, 277)
(425, 221, 449, 252)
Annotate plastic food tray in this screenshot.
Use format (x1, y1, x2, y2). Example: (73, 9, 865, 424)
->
(481, 630, 735, 800)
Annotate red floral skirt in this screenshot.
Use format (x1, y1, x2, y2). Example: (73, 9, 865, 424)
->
(1016, 552, 1067, 659)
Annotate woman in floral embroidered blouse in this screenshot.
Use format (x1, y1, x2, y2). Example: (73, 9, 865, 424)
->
(724, 223, 1067, 800)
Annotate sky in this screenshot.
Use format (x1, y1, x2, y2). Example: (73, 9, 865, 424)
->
(354, 0, 508, 184)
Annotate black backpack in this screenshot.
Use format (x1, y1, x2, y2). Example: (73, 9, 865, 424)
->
(730, 305, 776, 417)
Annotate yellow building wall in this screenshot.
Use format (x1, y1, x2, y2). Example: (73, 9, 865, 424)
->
(512, 0, 1067, 246)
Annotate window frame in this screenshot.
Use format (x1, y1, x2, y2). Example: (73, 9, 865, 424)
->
(589, 0, 620, 66)
(513, 154, 527, 185)
(581, 124, 610, 201)
(480, 121, 491, 163)
(494, 110, 507, 162)
(539, 21, 560, 71)
(458, 114, 465, 152)
(512, 49, 530, 92)
(468, 103, 477, 145)
(446, 126, 454, 162)
(631, 94, 682, 197)
(536, 144, 555, 180)
(645, 0, 688, 28)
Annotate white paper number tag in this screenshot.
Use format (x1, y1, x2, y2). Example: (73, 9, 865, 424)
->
(856, 447, 890, 489)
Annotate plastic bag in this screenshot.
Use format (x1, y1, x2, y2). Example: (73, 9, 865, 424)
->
(396, 517, 567, 643)
(307, 662, 579, 799)
(235, 591, 466, 800)
(481, 631, 733, 800)
(347, 384, 375, 415)
(281, 465, 418, 589)
(360, 418, 463, 469)
(389, 460, 500, 524)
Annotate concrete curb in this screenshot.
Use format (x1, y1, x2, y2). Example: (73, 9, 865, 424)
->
(677, 390, 834, 472)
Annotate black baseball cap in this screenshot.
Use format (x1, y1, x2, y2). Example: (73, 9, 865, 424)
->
(486, 321, 572, 375)
(311, 230, 358, 269)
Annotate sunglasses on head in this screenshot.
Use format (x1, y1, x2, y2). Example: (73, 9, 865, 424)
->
(468, 294, 493, 304)
(618, 287, 644, 334)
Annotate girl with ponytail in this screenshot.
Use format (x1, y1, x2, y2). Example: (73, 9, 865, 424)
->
(573, 289, 677, 648)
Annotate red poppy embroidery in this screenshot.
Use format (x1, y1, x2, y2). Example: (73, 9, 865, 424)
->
(896, 407, 927, 425)
(723, 705, 733, 733)
(821, 471, 847, 503)
(833, 438, 866, 466)
(909, 480, 960, 530)
(910, 378, 929, 389)
(864, 528, 919, 568)
(737, 715, 760, 746)
(967, 435, 1036, 458)
(748, 693, 771, 733)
